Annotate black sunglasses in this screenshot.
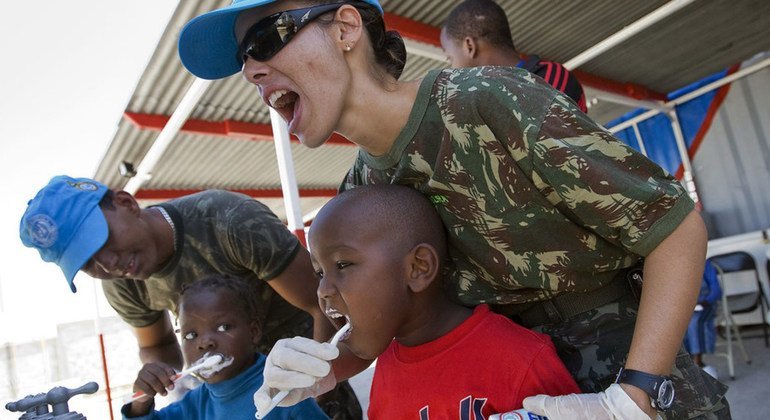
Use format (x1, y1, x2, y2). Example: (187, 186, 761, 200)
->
(239, 2, 363, 63)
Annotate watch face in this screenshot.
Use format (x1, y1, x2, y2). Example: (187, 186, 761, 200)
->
(657, 379, 675, 409)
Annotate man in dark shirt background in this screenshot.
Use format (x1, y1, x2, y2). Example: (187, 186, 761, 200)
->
(440, 0, 587, 113)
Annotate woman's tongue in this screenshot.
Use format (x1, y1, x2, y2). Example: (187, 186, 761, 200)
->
(274, 91, 299, 126)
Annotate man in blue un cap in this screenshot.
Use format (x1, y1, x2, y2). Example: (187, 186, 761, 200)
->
(20, 175, 361, 418)
(20, 176, 109, 293)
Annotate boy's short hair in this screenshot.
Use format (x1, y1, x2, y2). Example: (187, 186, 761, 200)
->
(334, 185, 448, 260)
(443, 0, 516, 50)
(181, 274, 261, 325)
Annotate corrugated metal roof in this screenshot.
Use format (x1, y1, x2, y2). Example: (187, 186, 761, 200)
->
(94, 0, 770, 221)
(581, 0, 770, 92)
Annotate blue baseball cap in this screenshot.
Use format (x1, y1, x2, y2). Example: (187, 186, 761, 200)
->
(20, 176, 109, 293)
(178, 0, 383, 80)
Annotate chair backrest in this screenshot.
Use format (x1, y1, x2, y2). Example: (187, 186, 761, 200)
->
(711, 251, 762, 314)
(710, 251, 756, 273)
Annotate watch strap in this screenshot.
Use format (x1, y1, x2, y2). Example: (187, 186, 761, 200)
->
(615, 368, 674, 410)
(616, 368, 661, 390)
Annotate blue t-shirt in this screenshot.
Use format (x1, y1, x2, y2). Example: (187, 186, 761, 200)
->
(121, 353, 328, 420)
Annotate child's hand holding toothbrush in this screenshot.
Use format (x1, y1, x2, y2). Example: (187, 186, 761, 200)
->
(126, 353, 229, 417)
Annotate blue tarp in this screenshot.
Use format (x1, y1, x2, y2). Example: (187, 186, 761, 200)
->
(607, 69, 730, 176)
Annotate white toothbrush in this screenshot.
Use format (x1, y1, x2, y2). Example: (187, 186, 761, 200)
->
(256, 323, 351, 419)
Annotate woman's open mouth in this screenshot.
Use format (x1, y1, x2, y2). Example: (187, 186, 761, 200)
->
(268, 89, 299, 127)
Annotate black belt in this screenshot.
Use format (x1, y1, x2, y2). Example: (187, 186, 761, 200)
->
(492, 266, 642, 327)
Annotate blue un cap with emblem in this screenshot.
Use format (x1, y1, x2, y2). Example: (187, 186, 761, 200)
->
(20, 176, 110, 293)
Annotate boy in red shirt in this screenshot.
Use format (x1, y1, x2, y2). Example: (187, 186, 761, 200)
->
(255, 184, 579, 418)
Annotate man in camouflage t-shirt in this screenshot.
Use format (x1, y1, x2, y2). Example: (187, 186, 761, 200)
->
(20, 178, 361, 419)
(341, 66, 729, 419)
(97, 189, 316, 356)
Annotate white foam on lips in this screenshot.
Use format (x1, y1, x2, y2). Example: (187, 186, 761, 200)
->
(194, 352, 235, 378)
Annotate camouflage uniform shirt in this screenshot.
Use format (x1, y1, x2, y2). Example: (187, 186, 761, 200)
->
(101, 190, 313, 353)
(342, 67, 694, 306)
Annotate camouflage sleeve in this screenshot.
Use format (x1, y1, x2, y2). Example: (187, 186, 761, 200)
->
(100, 279, 164, 328)
(529, 97, 694, 255)
(223, 199, 301, 281)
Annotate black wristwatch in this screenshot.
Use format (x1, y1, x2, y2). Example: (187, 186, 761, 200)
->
(615, 368, 675, 411)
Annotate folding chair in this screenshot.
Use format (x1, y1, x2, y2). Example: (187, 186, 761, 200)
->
(711, 260, 751, 379)
(711, 252, 769, 342)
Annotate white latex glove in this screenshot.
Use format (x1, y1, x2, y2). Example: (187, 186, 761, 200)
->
(253, 337, 339, 413)
(523, 383, 659, 420)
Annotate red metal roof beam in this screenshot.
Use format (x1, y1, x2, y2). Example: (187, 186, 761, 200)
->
(384, 12, 442, 46)
(124, 112, 353, 145)
(572, 70, 667, 101)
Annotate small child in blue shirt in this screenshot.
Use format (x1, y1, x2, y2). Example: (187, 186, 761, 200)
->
(683, 260, 722, 377)
(122, 274, 328, 420)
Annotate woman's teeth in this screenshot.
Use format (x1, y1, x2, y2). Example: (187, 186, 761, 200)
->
(269, 90, 289, 108)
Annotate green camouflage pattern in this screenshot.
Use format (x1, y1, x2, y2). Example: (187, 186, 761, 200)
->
(101, 190, 313, 353)
(341, 67, 694, 307)
(527, 288, 729, 419)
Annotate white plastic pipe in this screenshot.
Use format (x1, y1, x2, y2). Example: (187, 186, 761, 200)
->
(590, 90, 667, 113)
(631, 123, 648, 157)
(564, 0, 698, 70)
(609, 57, 770, 133)
(124, 78, 213, 194)
(667, 110, 700, 204)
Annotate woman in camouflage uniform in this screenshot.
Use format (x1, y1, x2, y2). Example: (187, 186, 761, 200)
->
(178, 0, 729, 418)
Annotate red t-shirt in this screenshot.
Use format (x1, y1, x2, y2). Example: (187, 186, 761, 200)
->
(368, 305, 580, 419)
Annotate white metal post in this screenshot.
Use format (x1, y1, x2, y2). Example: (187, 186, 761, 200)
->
(667, 110, 700, 205)
(123, 78, 212, 194)
(563, 0, 698, 69)
(609, 57, 770, 134)
(631, 123, 648, 157)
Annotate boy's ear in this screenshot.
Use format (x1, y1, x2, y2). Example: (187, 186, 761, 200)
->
(463, 36, 479, 59)
(406, 243, 440, 293)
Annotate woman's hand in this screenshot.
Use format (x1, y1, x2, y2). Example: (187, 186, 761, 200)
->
(523, 384, 656, 419)
(253, 337, 340, 415)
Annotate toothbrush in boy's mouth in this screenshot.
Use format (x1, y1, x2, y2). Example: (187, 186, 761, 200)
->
(325, 308, 353, 334)
(328, 321, 353, 346)
(256, 323, 352, 419)
(126, 352, 233, 403)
